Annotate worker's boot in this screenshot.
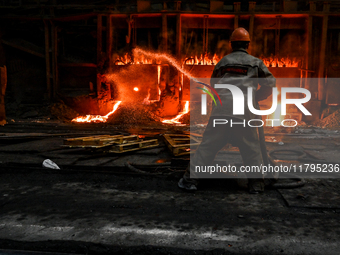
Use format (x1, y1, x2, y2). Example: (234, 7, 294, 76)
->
(248, 178, 264, 194)
(178, 178, 197, 191)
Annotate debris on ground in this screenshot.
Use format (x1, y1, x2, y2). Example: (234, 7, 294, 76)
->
(317, 109, 340, 129)
(108, 104, 160, 125)
(42, 159, 60, 169)
(50, 101, 79, 121)
(320, 106, 340, 119)
(163, 134, 200, 156)
(64, 134, 159, 153)
(178, 112, 190, 125)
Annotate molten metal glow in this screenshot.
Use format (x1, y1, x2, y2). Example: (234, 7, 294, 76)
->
(143, 89, 151, 105)
(134, 87, 139, 91)
(72, 101, 122, 123)
(161, 101, 190, 125)
(262, 57, 300, 68)
(185, 54, 300, 68)
(158, 87, 161, 101)
(185, 54, 221, 65)
(143, 88, 160, 105)
(157, 65, 161, 84)
(115, 49, 300, 69)
(115, 52, 162, 65)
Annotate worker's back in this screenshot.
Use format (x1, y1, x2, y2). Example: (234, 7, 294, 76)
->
(210, 49, 275, 120)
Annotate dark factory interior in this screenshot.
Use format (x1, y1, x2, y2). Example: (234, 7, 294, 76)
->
(0, 1, 340, 254)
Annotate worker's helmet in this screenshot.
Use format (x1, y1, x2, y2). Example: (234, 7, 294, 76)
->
(230, 27, 250, 42)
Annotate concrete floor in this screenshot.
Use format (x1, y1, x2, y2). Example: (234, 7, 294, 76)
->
(0, 121, 340, 254)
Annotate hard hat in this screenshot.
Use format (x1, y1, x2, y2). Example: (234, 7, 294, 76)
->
(230, 27, 250, 42)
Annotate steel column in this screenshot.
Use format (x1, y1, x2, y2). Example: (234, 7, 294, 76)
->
(176, 14, 181, 60)
(97, 14, 103, 95)
(50, 21, 58, 98)
(107, 14, 112, 70)
(44, 20, 51, 100)
(318, 2, 329, 101)
(162, 13, 167, 52)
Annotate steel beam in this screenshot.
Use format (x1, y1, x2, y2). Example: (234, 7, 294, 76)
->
(182, 16, 233, 29)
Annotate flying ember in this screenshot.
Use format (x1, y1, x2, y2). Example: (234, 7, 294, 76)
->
(133, 48, 193, 80)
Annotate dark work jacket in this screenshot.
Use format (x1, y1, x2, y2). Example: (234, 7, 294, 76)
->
(210, 48, 276, 121)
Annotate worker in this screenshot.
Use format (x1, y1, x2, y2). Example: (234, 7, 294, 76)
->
(178, 27, 276, 194)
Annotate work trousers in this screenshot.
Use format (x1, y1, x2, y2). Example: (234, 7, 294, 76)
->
(184, 116, 263, 185)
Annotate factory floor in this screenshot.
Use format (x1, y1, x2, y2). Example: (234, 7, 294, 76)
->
(0, 120, 340, 255)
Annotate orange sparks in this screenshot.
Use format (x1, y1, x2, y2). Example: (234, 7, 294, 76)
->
(133, 48, 193, 80)
(72, 101, 122, 123)
(134, 87, 139, 92)
(161, 101, 189, 125)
